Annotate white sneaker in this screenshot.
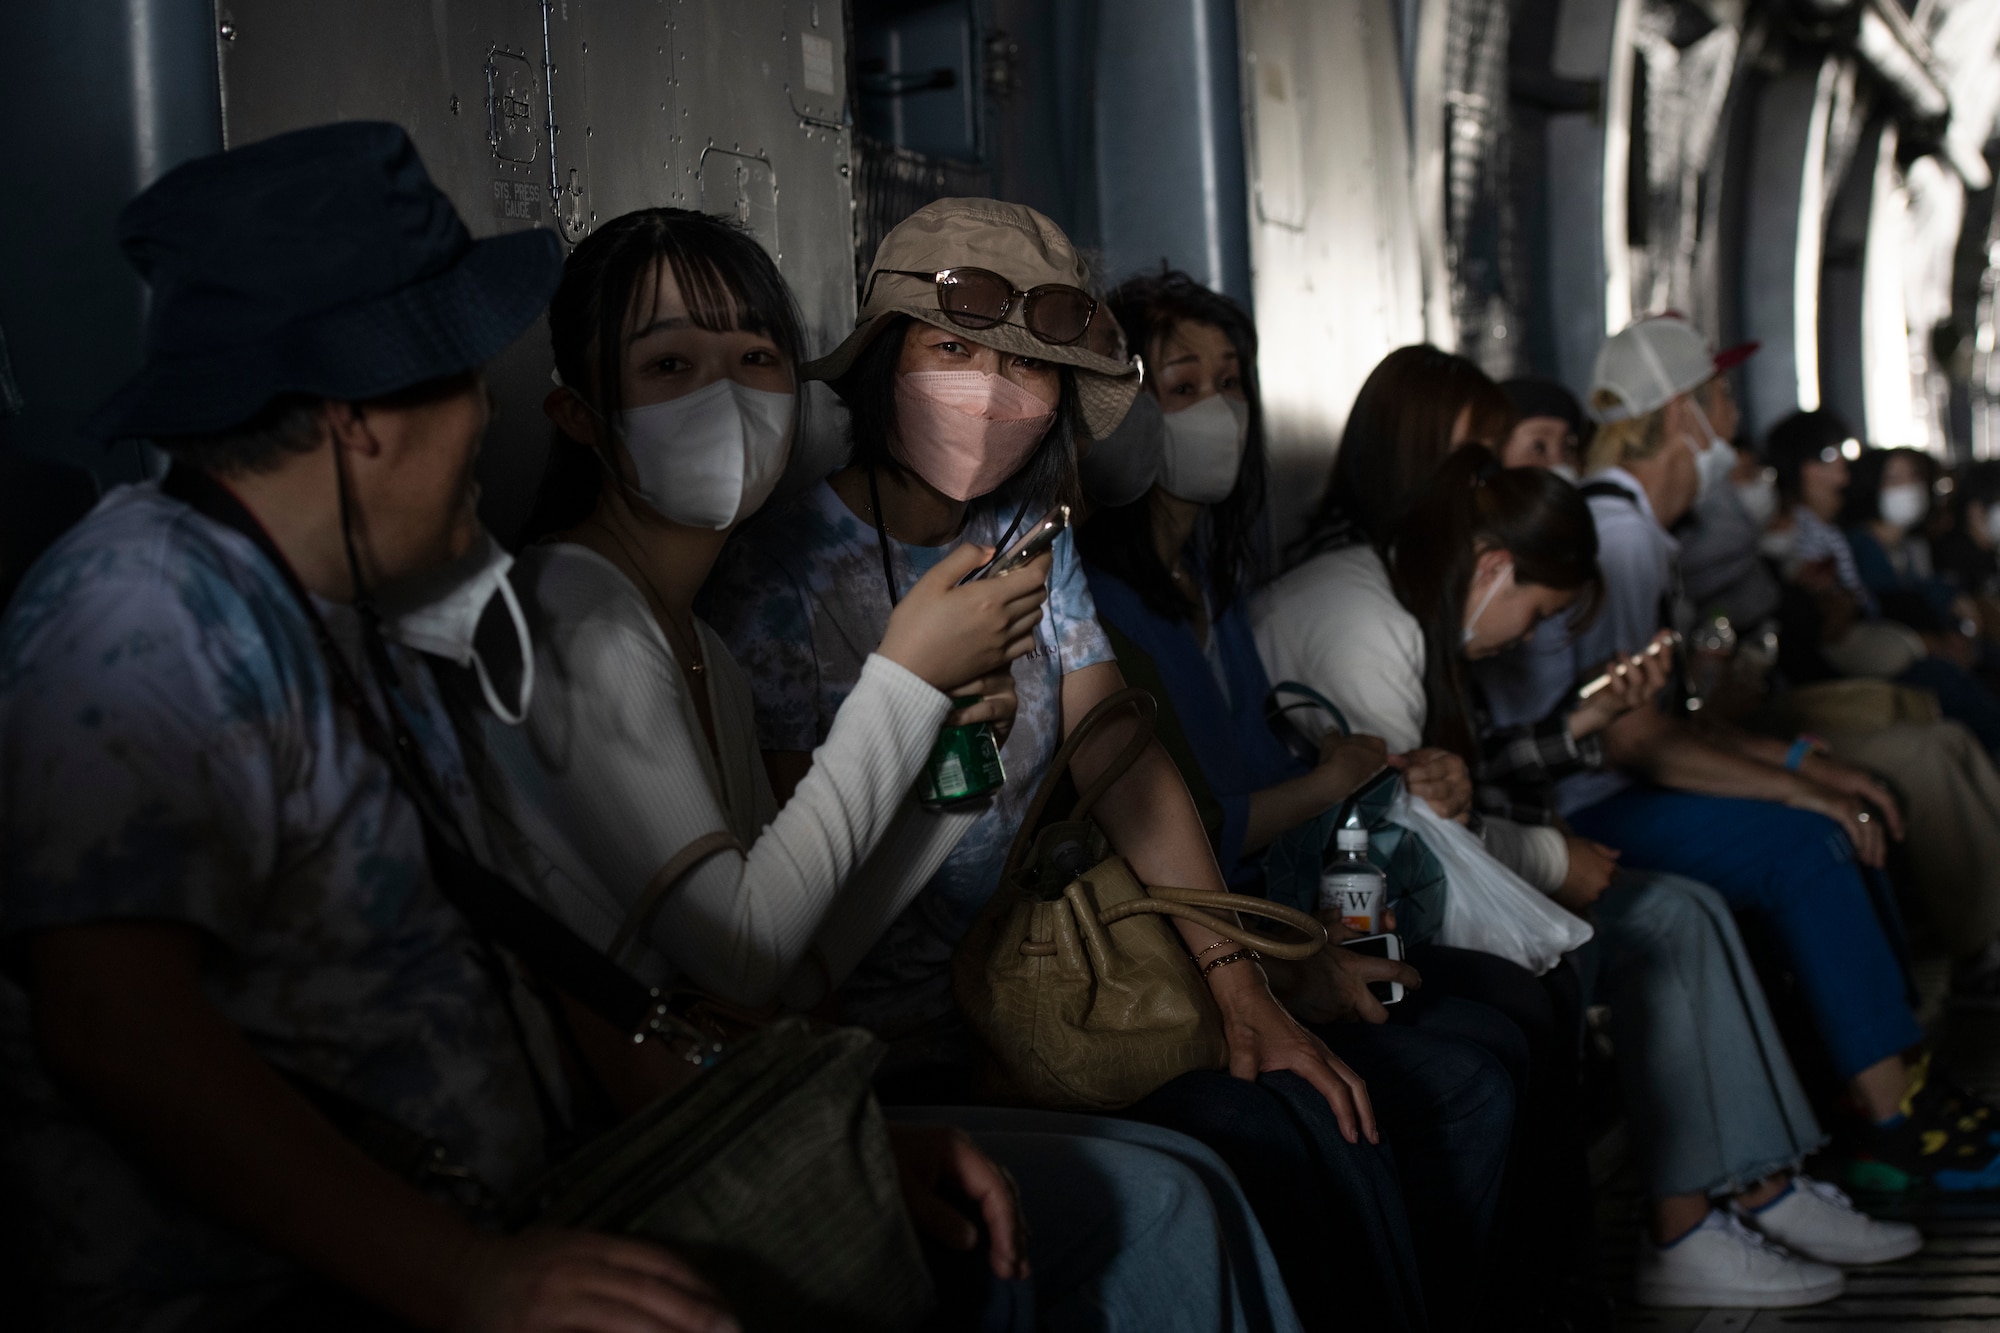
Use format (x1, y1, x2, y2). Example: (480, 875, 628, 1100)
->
(1735, 1175, 1923, 1265)
(1634, 1209, 1844, 1308)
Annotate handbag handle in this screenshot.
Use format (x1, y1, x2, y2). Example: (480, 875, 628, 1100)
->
(1002, 686, 1158, 878)
(1020, 885, 1326, 960)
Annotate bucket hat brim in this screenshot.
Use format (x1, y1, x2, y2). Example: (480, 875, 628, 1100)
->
(85, 226, 564, 442)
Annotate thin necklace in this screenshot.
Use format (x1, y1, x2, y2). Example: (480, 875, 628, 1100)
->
(584, 516, 706, 676)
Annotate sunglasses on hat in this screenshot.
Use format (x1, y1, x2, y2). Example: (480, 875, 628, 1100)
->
(867, 266, 1099, 347)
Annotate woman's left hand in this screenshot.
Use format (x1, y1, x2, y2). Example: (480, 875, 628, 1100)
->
(1799, 754, 1905, 841)
(1388, 747, 1472, 823)
(1207, 959, 1377, 1144)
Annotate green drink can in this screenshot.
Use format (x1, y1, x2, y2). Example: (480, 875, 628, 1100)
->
(917, 696, 1007, 809)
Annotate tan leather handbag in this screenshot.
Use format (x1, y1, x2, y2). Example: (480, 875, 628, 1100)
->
(953, 688, 1326, 1111)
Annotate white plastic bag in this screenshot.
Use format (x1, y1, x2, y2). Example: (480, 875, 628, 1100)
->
(1388, 788, 1592, 974)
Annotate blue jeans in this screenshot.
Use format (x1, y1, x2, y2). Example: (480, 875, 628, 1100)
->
(890, 1107, 1302, 1333)
(1590, 870, 1826, 1198)
(1569, 786, 1923, 1081)
(1130, 1038, 1512, 1333)
(1324, 1022, 1514, 1333)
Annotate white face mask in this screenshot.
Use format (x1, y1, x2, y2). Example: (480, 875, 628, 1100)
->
(1734, 470, 1779, 526)
(375, 529, 536, 725)
(1879, 482, 1929, 530)
(1158, 394, 1250, 504)
(620, 378, 795, 529)
(1678, 414, 1736, 509)
(1462, 560, 1514, 648)
(1548, 463, 1581, 487)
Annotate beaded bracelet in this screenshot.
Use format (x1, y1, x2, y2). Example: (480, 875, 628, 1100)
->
(1200, 947, 1262, 979)
(1193, 938, 1238, 960)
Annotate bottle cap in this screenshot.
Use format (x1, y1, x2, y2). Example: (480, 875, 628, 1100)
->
(1335, 827, 1370, 852)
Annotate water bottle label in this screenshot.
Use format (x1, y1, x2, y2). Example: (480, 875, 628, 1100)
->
(1320, 881, 1384, 934)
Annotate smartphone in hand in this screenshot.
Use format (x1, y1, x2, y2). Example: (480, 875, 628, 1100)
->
(962, 506, 1070, 585)
(1340, 932, 1405, 1005)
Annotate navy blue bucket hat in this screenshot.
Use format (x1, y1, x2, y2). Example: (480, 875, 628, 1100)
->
(85, 120, 564, 442)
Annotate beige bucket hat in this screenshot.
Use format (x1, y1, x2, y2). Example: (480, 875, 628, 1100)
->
(807, 197, 1143, 439)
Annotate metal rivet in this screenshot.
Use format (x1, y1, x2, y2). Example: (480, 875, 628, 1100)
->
(218, 20, 237, 41)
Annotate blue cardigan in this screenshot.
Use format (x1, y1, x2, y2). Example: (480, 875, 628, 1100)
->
(1083, 562, 1307, 886)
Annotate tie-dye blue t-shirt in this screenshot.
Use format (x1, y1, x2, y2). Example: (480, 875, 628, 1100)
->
(0, 484, 556, 1329)
(706, 480, 1114, 1043)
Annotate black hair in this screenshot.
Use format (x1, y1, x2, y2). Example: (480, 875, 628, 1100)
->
(831, 314, 1082, 519)
(522, 208, 806, 542)
(1762, 409, 1853, 505)
(154, 393, 325, 474)
(1075, 270, 1266, 620)
(1500, 378, 1585, 437)
(1384, 444, 1602, 762)
(1291, 344, 1515, 561)
(1840, 445, 1937, 529)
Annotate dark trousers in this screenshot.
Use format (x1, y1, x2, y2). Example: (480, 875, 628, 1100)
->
(1399, 944, 1602, 1326)
(1128, 1021, 1514, 1333)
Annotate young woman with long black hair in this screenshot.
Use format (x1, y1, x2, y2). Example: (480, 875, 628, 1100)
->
(706, 201, 1513, 1333)
(1259, 443, 1917, 1309)
(1073, 271, 1531, 1333)
(465, 206, 1303, 1332)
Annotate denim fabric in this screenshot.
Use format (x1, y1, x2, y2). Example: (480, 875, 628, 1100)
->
(1568, 786, 1923, 1080)
(1126, 1037, 1512, 1333)
(1590, 871, 1825, 1198)
(1125, 1070, 1429, 1333)
(893, 1108, 1302, 1333)
(1399, 947, 1601, 1314)
(1322, 1023, 1515, 1333)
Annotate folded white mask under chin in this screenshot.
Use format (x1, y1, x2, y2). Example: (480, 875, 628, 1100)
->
(374, 529, 536, 725)
(620, 379, 796, 530)
(1159, 394, 1249, 504)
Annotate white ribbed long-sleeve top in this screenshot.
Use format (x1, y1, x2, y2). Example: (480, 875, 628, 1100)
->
(474, 543, 953, 1009)
(1252, 544, 1571, 893)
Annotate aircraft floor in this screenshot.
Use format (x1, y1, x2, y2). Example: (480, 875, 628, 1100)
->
(1607, 964, 2000, 1330)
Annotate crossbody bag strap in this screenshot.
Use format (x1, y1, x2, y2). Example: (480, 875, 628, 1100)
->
(1001, 686, 1157, 878)
(610, 830, 745, 965)
(161, 464, 660, 1037)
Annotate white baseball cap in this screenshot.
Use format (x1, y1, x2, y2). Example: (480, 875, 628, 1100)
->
(1590, 314, 1758, 422)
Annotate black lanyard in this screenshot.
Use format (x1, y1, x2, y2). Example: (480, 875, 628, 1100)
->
(160, 465, 658, 1037)
(863, 466, 1026, 608)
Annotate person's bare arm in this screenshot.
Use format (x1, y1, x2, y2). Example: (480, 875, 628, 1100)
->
(1060, 661, 1374, 1142)
(1601, 707, 1889, 866)
(1243, 734, 1389, 855)
(31, 921, 733, 1333)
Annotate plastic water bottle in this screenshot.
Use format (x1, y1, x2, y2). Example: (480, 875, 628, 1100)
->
(1319, 826, 1387, 934)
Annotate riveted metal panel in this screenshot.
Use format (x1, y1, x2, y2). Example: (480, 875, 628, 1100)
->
(214, 0, 855, 540)
(1237, 0, 1428, 549)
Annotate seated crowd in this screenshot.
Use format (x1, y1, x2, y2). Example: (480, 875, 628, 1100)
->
(7, 121, 2000, 1333)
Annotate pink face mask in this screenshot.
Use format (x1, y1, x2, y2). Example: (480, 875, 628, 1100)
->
(892, 370, 1058, 501)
